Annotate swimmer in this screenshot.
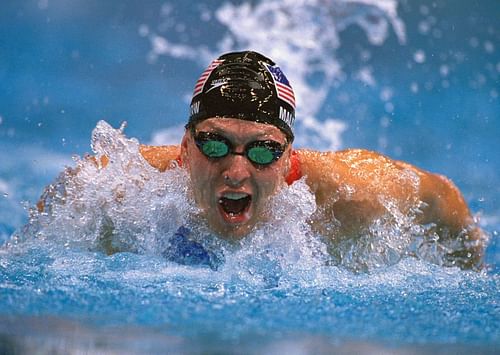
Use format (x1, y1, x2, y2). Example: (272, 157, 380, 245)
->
(37, 50, 485, 269)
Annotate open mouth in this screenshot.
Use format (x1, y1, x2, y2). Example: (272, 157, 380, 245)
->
(218, 192, 252, 220)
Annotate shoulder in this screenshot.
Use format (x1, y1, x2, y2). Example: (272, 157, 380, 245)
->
(296, 148, 397, 167)
(294, 148, 424, 204)
(139, 145, 181, 172)
(295, 147, 429, 178)
(295, 147, 406, 181)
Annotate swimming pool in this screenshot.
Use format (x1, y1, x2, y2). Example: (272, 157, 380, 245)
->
(1, 0, 498, 353)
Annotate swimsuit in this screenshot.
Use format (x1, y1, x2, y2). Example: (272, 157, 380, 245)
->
(162, 226, 223, 270)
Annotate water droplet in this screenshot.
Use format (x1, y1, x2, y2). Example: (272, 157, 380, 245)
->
(37, 0, 48, 10)
(384, 102, 394, 113)
(119, 121, 128, 132)
(484, 41, 494, 54)
(418, 21, 430, 35)
(200, 9, 211, 22)
(439, 65, 449, 77)
(469, 37, 479, 48)
(432, 28, 442, 39)
(138, 24, 149, 37)
(419, 5, 429, 15)
(380, 116, 390, 128)
(414, 50, 426, 64)
(380, 87, 393, 101)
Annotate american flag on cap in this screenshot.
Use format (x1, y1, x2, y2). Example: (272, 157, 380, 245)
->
(192, 59, 225, 97)
(264, 63, 296, 110)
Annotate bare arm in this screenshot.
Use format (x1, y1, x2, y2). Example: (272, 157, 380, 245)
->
(392, 160, 474, 233)
(296, 148, 421, 231)
(296, 148, 484, 268)
(139, 145, 181, 171)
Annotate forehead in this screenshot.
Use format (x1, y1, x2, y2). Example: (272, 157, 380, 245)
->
(194, 118, 287, 142)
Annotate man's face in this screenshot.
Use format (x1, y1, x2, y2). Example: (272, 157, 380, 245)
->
(181, 118, 291, 240)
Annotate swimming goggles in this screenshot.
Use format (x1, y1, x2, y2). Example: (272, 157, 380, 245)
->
(192, 130, 286, 166)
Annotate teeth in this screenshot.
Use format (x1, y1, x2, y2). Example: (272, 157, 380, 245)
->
(222, 192, 249, 200)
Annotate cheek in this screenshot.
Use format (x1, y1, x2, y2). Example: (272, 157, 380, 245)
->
(186, 155, 217, 200)
(256, 166, 286, 195)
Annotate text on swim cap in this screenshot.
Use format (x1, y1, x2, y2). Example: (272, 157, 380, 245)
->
(190, 101, 200, 116)
(279, 106, 294, 127)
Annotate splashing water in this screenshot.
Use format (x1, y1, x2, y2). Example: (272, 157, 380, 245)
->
(7, 121, 486, 277)
(11, 121, 195, 255)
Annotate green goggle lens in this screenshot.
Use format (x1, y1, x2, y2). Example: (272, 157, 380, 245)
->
(201, 140, 229, 158)
(193, 131, 285, 166)
(247, 146, 275, 165)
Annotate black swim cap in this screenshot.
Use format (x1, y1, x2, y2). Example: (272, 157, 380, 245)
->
(187, 51, 296, 141)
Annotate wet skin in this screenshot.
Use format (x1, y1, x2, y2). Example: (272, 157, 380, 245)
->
(180, 118, 291, 240)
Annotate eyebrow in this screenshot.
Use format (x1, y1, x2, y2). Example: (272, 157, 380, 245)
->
(198, 127, 283, 144)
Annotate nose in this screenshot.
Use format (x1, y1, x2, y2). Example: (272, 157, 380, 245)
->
(222, 154, 251, 187)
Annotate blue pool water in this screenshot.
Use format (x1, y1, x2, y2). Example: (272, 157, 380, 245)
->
(0, 0, 499, 353)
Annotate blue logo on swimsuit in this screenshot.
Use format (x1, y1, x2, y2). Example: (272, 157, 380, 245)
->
(162, 226, 223, 270)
